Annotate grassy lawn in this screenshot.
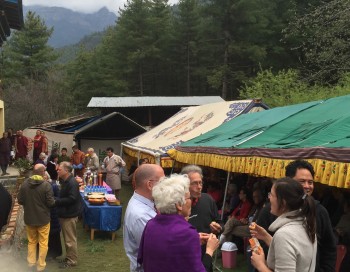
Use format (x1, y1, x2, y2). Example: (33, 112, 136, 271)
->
(7, 182, 249, 271)
(44, 182, 134, 272)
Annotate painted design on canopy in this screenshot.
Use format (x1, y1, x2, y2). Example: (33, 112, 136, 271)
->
(224, 102, 251, 122)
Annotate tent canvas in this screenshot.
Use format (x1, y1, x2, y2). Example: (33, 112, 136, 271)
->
(169, 95, 350, 189)
(122, 100, 268, 167)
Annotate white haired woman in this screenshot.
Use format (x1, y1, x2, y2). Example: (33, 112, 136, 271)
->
(137, 174, 219, 272)
(34, 152, 47, 165)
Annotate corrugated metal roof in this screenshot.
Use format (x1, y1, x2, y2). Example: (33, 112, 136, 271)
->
(87, 96, 224, 108)
(30, 113, 96, 129)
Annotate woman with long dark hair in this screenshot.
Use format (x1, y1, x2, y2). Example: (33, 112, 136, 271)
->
(250, 177, 317, 272)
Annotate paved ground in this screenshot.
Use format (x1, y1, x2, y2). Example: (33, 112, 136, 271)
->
(0, 176, 27, 272)
(0, 165, 19, 179)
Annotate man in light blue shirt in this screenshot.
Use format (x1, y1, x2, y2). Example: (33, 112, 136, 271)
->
(124, 164, 165, 272)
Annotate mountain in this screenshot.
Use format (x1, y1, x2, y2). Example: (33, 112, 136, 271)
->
(56, 30, 108, 64)
(23, 5, 117, 48)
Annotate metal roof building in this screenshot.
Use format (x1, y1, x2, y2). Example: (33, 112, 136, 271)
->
(87, 96, 225, 127)
(87, 96, 224, 108)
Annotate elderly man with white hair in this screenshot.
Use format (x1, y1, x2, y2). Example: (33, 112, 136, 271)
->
(137, 174, 219, 272)
(84, 147, 99, 171)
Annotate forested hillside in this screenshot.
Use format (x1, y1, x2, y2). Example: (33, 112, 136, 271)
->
(2, 0, 350, 129)
(23, 6, 117, 48)
(56, 31, 107, 64)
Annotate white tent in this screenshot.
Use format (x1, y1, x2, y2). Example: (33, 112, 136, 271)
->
(122, 99, 267, 167)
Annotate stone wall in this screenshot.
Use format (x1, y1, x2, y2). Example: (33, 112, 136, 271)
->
(0, 177, 25, 250)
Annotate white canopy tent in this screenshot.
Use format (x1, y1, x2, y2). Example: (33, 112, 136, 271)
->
(122, 99, 267, 167)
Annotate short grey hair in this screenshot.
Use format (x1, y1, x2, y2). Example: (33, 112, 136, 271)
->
(60, 161, 73, 173)
(180, 165, 203, 177)
(152, 174, 190, 214)
(87, 147, 94, 152)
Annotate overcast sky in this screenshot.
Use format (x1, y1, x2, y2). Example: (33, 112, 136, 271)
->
(23, 0, 179, 14)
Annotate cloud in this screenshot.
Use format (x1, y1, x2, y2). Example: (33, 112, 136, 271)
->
(23, 0, 122, 14)
(23, 0, 179, 14)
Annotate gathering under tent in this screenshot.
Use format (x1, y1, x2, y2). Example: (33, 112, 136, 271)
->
(168, 95, 350, 189)
(122, 99, 268, 167)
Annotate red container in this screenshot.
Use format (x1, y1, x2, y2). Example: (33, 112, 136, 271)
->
(221, 242, 238, 269)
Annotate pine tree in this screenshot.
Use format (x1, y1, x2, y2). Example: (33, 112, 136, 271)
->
(1, 11, 58, 84)
(173, 0, 202, 95)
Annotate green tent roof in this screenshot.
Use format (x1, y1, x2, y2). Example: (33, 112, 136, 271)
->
(170, 95, 350, 188)
(179, 100, 321, 148)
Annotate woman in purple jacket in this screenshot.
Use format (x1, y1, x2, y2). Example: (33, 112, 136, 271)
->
(138, 174, 219, 272)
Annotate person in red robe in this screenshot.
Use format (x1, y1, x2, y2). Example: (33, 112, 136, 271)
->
(41, 131, 48, 155)
(70, 145, 85, 177)
(15, 130, 29, 159)
(33, 130, 42, 162)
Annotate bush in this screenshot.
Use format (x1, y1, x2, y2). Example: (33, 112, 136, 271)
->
(13, 158, 33, 176)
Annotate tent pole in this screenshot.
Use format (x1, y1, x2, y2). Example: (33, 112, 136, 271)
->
(212, 171, 230, 272)
(220, 171, 230, 222)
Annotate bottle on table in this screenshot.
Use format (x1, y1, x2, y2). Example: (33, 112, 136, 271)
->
(98, 172, 103, 186)
(93, 172, 97, 186)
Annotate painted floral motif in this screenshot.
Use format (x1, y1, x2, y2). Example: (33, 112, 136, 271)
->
(223, 102, 250, 123)
(171, 112, 213, 139)
(160, 141, 184, 152)
(332, 164, 337, 174)
(248, 158, 253, 165)
(153, 116, 188, 139)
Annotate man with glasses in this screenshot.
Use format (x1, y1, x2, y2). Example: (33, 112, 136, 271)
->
(123, 164, 165, 272)
(256, 160, 336, 272)
(180, 165, 222, 240)
(55, 162, 81, 269)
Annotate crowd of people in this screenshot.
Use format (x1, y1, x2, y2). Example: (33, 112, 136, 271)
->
(2, 131, 348, 272)
(123, 160, 349, 272)
(10, 135, 127, 271)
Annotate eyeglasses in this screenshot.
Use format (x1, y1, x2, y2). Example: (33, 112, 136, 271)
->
(190, 181, 203, 187)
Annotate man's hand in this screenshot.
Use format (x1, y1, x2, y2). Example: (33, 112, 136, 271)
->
(210, 221, 222, 234)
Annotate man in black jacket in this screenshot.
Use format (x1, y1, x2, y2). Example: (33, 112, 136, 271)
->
(18, 163, 55, 272)
(0, 183, 12, 231)
(256, 160, 336, 272)
(55, 161, 81, 269)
